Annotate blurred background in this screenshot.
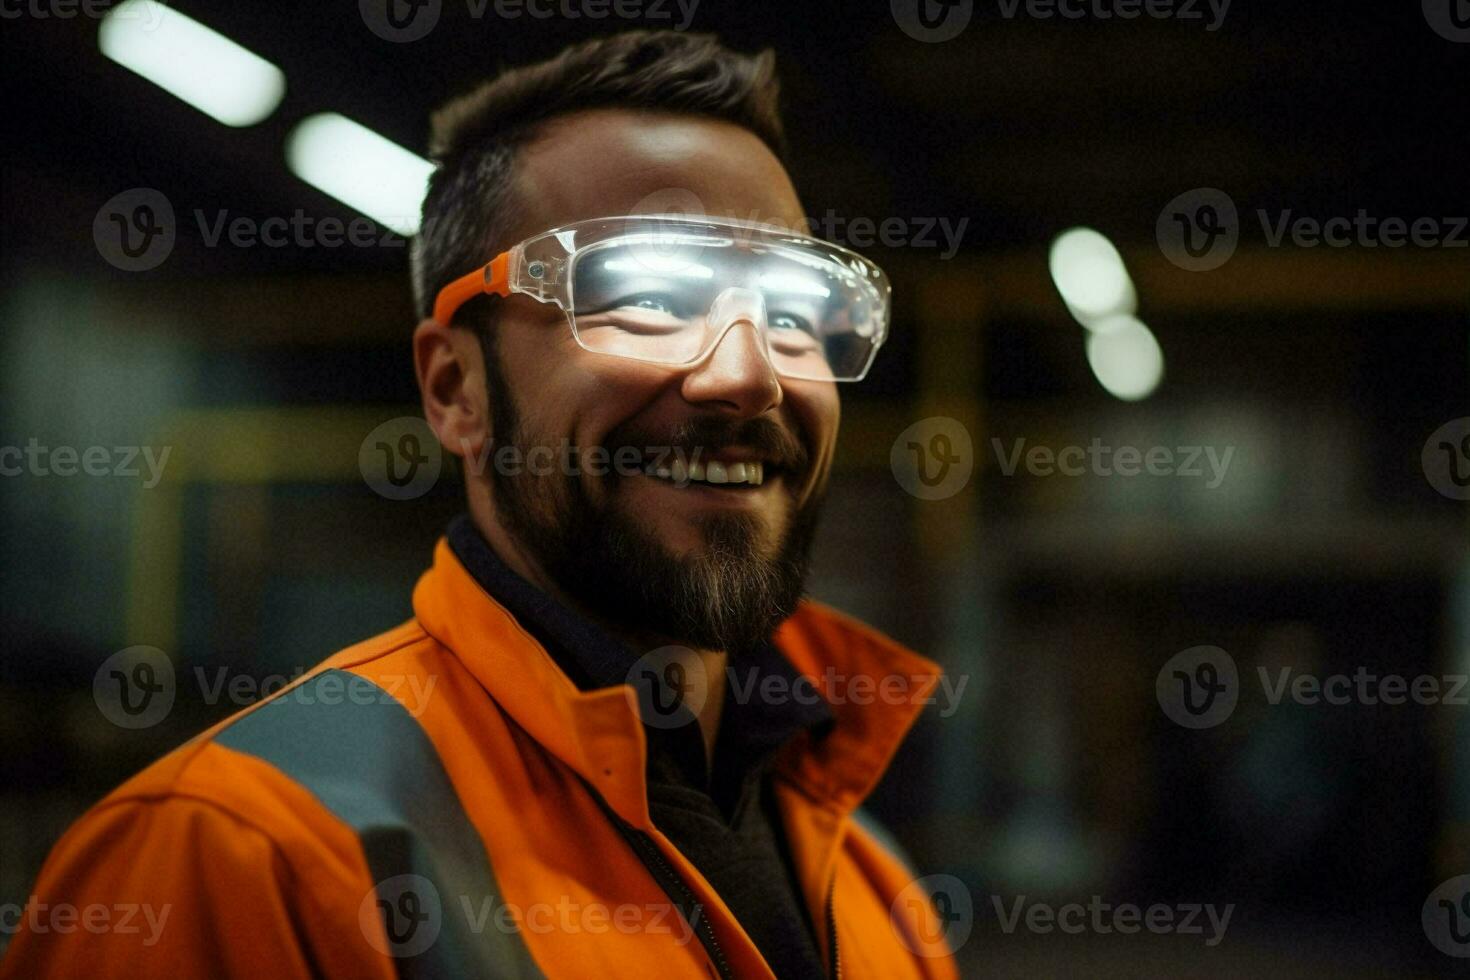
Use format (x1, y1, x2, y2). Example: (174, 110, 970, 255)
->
(2, 1, 1467, 976)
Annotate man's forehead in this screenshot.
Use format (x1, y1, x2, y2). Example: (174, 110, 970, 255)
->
(504, 108, 805, 241)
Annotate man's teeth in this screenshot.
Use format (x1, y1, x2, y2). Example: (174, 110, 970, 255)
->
(650, 460, 765, 486)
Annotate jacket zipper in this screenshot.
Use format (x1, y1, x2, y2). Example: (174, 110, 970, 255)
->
(826, 877, 841, 980)
(580, 776, 733, 979)
(612, 817, 734, 980)
(580, 776, 843, 980)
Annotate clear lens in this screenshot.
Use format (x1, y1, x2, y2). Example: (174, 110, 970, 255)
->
(565, 229, 885, 381)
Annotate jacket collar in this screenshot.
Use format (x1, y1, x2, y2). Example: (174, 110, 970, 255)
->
(445, 514, 834, 794)
(412, 533, 944, 828)
(445, 514, 630, 692)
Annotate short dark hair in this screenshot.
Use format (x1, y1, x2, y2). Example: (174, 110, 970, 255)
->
(411, 30, 787, 323)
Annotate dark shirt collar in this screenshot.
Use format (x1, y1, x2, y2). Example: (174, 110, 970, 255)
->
(447, 513, 627, 691)
(446, 514, 833, 789)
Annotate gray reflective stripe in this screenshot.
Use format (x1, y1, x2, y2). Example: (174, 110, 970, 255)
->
(216, 669, 543, 980)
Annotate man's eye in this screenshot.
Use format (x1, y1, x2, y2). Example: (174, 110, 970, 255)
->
(770, 312, 815, 334)
(618, 293, 680, 316)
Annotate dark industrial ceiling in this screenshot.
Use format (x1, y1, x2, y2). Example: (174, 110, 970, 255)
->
(5, 1, 1466, 281)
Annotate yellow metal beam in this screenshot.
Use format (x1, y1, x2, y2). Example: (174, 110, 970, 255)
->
(124, 407, 411, 650)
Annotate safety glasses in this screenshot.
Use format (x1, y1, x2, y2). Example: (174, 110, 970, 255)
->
(432, 214, 892, 382)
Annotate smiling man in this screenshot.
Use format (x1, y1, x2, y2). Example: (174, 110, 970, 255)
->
(2, 31, 956, 980)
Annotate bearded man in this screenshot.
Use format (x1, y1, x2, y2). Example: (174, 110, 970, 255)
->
(2, 31, 956, 980)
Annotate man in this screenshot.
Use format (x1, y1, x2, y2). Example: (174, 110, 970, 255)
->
(2, 31, 956, 979)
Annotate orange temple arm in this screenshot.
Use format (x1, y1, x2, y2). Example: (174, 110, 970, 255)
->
(431, 251, 511, 325)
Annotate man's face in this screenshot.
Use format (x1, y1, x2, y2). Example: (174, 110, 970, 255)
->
(473, 109, 841, 653)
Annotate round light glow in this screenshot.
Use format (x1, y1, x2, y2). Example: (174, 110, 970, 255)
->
(1086, 315, 1164, 401)
(1048, 227, 1136, 322)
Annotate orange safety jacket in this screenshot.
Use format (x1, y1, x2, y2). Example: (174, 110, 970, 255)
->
(1, 537, 959, 979)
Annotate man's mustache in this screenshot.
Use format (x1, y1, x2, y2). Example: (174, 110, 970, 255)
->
(607, 415, 810, 476)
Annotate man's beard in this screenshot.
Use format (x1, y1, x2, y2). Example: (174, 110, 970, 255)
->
(483, 348, 823, 657)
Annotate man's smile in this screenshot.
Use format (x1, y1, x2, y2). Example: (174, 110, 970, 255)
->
(647, 457, 767, 486)
(630, 462, 785, 512)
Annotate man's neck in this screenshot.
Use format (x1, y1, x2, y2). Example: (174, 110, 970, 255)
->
(466, 500, 729, 767)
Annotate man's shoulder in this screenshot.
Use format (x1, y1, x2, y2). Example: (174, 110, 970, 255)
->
(88, 617, 451, 845)
(4, 623, 451, 980)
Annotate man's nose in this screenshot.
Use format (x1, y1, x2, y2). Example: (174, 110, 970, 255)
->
(680, 288, 783, 417)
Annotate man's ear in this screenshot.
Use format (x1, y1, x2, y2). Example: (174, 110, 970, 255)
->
(413, 317, 489, 465)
